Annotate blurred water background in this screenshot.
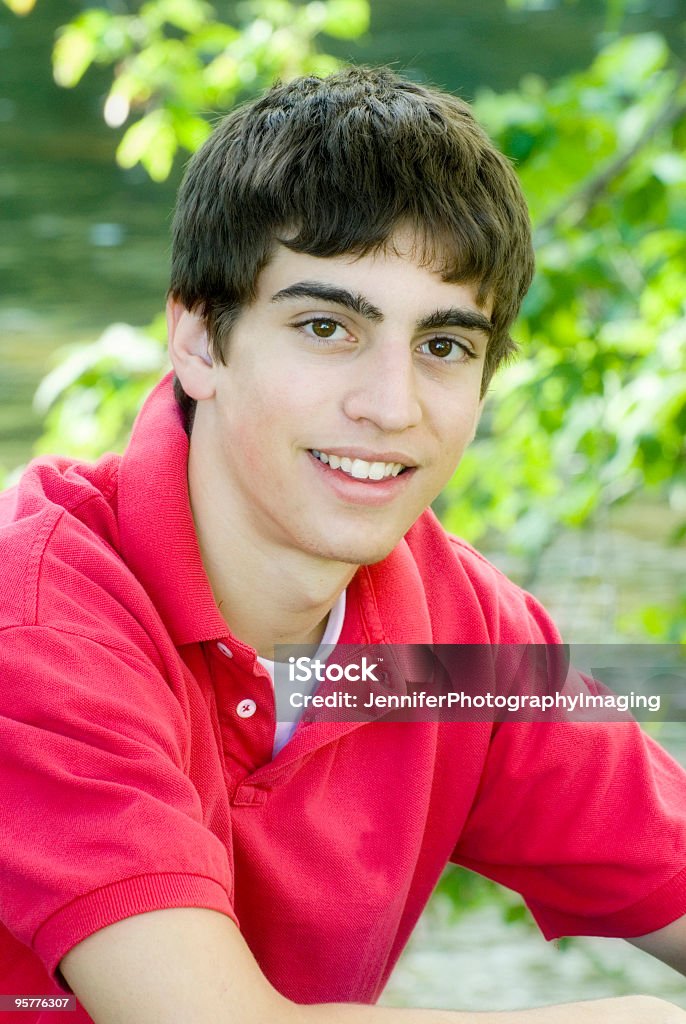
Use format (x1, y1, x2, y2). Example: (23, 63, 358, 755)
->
(2, 0, 685, 1012)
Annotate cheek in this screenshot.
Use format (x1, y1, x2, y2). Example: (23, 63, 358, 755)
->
(423, 411, 480, 494)
(436, 402, 481, 455)
(221, 388, 294, 479)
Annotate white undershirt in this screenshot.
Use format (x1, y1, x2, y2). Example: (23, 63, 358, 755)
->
(257, 590, 347, 757)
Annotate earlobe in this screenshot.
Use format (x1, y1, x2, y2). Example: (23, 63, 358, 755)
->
(166, 296, 215, 401)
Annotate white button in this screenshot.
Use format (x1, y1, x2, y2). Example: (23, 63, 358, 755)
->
(236, 699, 257, 719)
(217, 642, 233, 659)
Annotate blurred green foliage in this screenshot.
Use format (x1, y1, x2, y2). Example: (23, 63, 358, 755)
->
(33, 318, 169, 460)
(444, 31, 686, 642)
(46, 0, 369, 180)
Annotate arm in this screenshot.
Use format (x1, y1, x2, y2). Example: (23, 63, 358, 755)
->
(628, 913, 686, 976)
(60, 908, 686, 1024)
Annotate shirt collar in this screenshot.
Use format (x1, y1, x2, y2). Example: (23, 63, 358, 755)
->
(118, 372, 227, 647)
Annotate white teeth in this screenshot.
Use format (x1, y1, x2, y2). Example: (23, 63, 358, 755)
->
(312, 450, 408, 480)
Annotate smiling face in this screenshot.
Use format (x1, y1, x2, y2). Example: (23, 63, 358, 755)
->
(172, 235, 490, 569)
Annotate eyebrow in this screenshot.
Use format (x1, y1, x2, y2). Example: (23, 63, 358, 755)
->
(270, 282, 383, 322)
(417, 307, 493, 337)
(270, 280, 493, 337)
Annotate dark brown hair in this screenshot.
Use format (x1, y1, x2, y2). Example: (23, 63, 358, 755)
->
(170, 66, 534, 420)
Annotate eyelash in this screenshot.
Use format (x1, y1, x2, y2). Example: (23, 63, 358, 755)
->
(418, 337, 478, 363)
(292, 317, 351, 343)
(292, 317, 478, 362)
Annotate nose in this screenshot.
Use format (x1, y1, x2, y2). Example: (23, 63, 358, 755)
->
(342, 342, 422, 432)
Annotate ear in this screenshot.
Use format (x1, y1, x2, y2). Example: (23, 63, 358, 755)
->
(166, 296, 215, 401)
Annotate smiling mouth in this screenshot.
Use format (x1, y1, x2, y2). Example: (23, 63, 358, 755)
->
(310, 450, 409, 480)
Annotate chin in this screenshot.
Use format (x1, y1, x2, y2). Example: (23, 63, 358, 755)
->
(294, 517, 412, 567)
(311, 537, 400, 567)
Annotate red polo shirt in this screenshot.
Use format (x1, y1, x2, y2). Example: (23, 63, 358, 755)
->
(1, 373, 685, 1022)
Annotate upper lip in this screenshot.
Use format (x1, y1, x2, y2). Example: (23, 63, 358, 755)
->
(310, 447, 418, 467)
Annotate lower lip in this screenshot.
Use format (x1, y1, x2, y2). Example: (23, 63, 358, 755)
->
(306, 451, 416, 507)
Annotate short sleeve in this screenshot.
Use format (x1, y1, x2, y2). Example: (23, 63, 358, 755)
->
(451, 717, 686, 939)
(0, 625, 236, 982)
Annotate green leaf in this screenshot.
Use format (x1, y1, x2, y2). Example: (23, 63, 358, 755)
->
(191, 23, 241, 53)
(116, 109, 178, 180)
(322, 0, 369, 39)
(140, 0, 213, 34)
(53, 23, 98, 87)
(593, 33, 669, 86)
(2, 0, 37, 14)
(53, 10, 132, 87)
(172, 109, 213, 152)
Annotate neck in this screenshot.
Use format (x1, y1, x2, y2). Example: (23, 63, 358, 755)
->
(188, 436, 355, 660)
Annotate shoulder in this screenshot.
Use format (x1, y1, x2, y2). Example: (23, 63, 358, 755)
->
(0, 457, 192, 762)
(402, 508, 562, 643)
(0, 453, 118, 625)
(0, 454, 173, 673)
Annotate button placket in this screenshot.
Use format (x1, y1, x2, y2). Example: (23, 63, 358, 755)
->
(216, 642, 260, 719)
(211, 639, 277, 771)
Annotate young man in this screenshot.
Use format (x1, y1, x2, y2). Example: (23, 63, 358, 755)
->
(1, 67, 685, 1023)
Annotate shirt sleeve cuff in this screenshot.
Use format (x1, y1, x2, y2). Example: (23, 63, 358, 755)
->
(528, 865, 686, 940)
(32, 872, 238, 986)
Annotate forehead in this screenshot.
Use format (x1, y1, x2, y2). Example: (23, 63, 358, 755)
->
(254, 233, 491, 317)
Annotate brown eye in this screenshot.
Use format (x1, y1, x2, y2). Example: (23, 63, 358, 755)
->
(311, 319, 337, 338)
(426, 338, 454, 358)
